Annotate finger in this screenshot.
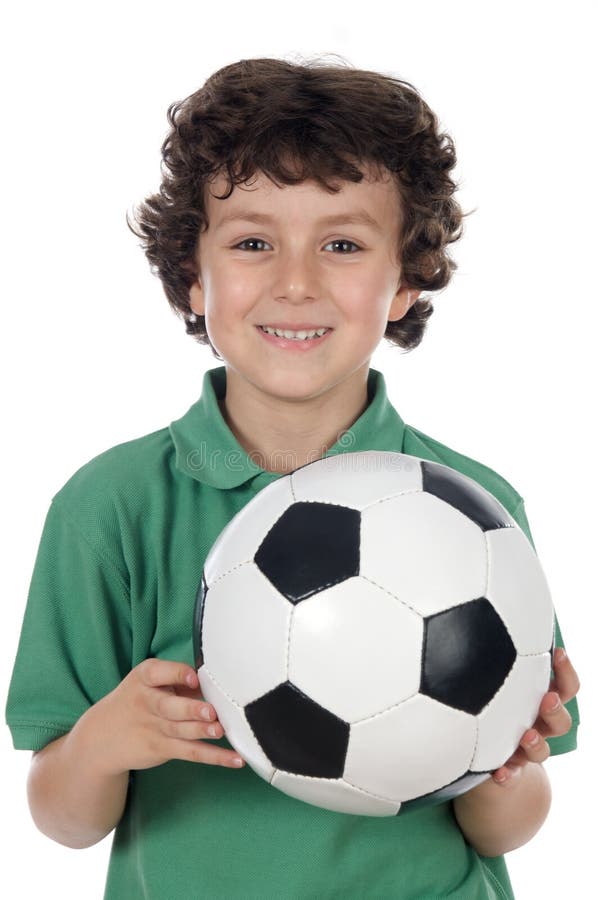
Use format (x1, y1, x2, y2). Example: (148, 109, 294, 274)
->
(551, 648, 580, 704)
(138, 658, 199, 690)
(519, 729, 551, 764)
(153, 690, 218, 724)
(535, 692, 573, 738)
(174, 683, 205, 702)
(169, 739, 246, 768)
(159, 718, 225, 741)
(492, 762, 522, 785)
(496, 729, 551, 779)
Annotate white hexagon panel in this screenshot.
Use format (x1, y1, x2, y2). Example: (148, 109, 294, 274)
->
(203, 477, 295, 584)
(289, 577, 422, 723)
(199, 563, 291, 706)
(485, 527, 554, 654)
(361, 492, 487, 618)
(345, 695, 477, 802)
(473, 652, 553, 771)
(291, 449, 423, 509)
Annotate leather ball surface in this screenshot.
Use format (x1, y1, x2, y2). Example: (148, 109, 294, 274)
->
(193, 451, 554, 816)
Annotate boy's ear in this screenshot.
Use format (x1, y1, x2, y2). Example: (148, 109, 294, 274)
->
(181, 256, 205, 316)
(188, 277, 205, 317)
(388, 285, 420, 322)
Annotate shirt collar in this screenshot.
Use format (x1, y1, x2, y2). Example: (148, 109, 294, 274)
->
(169, 366, 406, 489)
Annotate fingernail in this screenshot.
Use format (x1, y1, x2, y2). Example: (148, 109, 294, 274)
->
(201, 707, 212, 721)
(555, 648, 567, 665)
(208, 725, 219, 737)
(186, 672, 196, 687)
(494, 772, 508, 784)
(232, 757, 245, 767)
(525, 731, 540, 746)
(549, 694, 561, 711)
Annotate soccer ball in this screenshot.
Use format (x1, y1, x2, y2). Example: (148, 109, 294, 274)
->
(193, 451, 554, 816)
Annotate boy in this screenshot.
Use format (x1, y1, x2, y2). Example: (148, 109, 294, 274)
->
(6, 57, 580, 899)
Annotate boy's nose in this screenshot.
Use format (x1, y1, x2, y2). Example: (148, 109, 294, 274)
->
(272, 250, 320, 303)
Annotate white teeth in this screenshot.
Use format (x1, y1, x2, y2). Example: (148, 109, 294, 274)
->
(260, 325, 329, 340)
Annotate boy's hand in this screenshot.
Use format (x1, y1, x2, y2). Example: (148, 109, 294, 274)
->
(490, 647, 580, 786)
(75, 659, 245, 776)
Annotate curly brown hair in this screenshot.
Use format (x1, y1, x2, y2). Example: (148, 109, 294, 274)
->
(127, 55, 467, 359)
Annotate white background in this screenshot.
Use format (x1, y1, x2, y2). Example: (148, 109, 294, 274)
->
(1, 1, 595, 897)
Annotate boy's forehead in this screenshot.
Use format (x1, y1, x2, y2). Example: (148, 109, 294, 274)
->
(204, 165, 402, 225)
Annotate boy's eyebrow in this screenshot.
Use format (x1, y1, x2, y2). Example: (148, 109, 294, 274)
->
(214, 209, 384, 232)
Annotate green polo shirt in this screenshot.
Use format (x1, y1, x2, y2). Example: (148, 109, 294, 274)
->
(6, 365, 578, 900)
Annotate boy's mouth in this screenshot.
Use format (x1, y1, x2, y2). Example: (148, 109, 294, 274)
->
(258, 325, 332, 341)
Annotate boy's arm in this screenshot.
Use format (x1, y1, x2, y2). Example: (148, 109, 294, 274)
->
(453, 648, 579, 857)
(452, 761, 551, 858)
(28, 729, 129, 849)
(27, 661, 244, 849)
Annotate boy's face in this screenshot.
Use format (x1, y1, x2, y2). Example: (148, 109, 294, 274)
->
(189, 164, 418, 405)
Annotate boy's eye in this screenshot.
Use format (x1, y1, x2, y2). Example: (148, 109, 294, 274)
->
(324, 239, 361, 253)
(234, 238, 271, 251)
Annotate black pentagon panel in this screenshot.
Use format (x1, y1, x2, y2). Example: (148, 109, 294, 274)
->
(421, 460, 513, 532)
(421, 597, 517, 715)
(399, 770, 491, 815)
(254, 501, 360, 604)
(245, 681, 350, 778)
(192, 572, 208, 669)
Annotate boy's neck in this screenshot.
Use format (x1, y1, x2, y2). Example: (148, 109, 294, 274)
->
(218, 366, 370, 475)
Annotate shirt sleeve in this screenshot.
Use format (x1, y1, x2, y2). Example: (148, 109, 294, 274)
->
(5, 497, 132, 751)
(511, 498, 579, 756)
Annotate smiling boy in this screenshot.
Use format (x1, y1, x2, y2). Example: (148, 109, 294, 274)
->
(6, 57, 579, 899)
(188, 165, 414, 472)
